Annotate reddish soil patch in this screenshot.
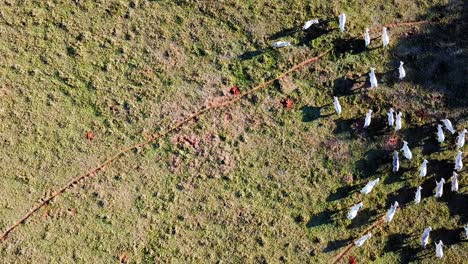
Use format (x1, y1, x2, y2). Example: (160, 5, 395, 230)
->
(118, 253, 129, 263)
(86, 131, 93, 141)
(229, 86, 240, 95)
(281, 98, 294, 109)
(384, 134, 399, 151)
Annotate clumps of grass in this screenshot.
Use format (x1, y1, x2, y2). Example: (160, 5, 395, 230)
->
(277, 76, 297, 94)
(0, 1, 466, 263)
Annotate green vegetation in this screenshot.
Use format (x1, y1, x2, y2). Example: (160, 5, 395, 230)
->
(0, 0, 466, 263)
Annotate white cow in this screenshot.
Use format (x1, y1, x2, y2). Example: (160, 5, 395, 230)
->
(385, 201, 399, 223)
(457, 129, 466, 148)
(441, 119, 455, 134)
(398, 61, 406, 80)
(419, 159, 428, 177)
(364, 28, 371, 47)
(465, 224, 468, 240)
(435, 178, 446, 198)
(451, 172, 459, 192)
(364, 109, 373, 128)
(435, 240, 444, 258)
(387, 108, 395, 127)
(369, 68, 378, 88)
(414, 186, 422, 204)
(382, 27, 390, 47)
(272, 41, 291, 48)
(303, 19, 319, 30)
(354, 233, 371, 247)
(401, 141, 412, 160)
(361, 178, 380, 194)
(420, 227, 432, 247)
(437, 124, 445, 143)
(392, 151, 399, 173)
(347, 202, 363, 220)
(395, 112, 402, 131)
(455, 150, 463, 171)
(333, 96, 342, 115)
(339, 13, 346, 32)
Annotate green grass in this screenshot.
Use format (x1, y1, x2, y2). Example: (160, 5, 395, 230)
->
(0, 0, 466, 263)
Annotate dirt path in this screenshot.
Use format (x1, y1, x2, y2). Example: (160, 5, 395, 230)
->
(1, 20, 433, 250)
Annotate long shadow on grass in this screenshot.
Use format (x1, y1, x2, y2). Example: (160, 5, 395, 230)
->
(268, 26, 301, 40)
(278, 19, 334, 46)
(334, 115, 388, 140)
(423, 158, 453, 182)
(326, 184, 362, 202)
(307, 208, 341, 228)
(432, 227, 464, 245)
(333, 118, 358, 136)
(383, 166, 413, 185)
(267, 19, 348, 51)
(418, 173, 454, 202)
(443, 191, 468, 223)
(386, 185, 417, 208)
(419, 175, 467, 223)
(322, 237, 353, 253)
(355, 149, 388, 180)
(326, 2, 467, 256)
(347, 208, 378, 229)
(383, 233, 423, 263)
(389, 2, 467, 108)
(332, 37, 366, 56)
(332, 68, 401, 97)
(399, 122, 441, 153)
(300, 105, 332, 122)
(332, 75, 366, 96)
(238, 49, 267, 60)
(420, 141, 444, 156)
(365, 116, 388, 138)
(418, 177, 438, 200)
(299, 23, 334, 46)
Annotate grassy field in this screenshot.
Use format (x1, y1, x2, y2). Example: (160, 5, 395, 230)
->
(0, 0, 466, 263)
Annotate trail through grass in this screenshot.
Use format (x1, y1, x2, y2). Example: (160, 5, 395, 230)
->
(0, 1, 466, 263)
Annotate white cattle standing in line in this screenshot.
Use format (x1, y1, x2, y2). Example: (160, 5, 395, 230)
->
(387, 108, 395, 127)
(415, 186, 422, 204)
(382, 27, 390, 47)
(419, 159, 428, 177)
(385, 201, 399, 223)
(398, 61, 406, 80)
(369, 68, 378, 88)
(455, 150, 463, 171)
(420, 227, 432, 247)
(437, 124, 445, 143)
(392, 151, 399, 173)
(339, 13, 346, 32)
(347, 202, 363, 220)
(364, 28, 370, 47)
(361, 178, 380, 194)
(395, 112, 402, 131)
(401, 141, 412, 160)
(451, 172, 459, 192)
(272, 41, 291, 48)
(441, 119, 455, 134)
(354, 233, 371, 247)
(457, 129, 466, 148)
(465, 224, 468, 240)
(435, 240, 444, 258)
(364, 109, 373, 128)
(435, 178, 446, 198)
(333, 96, 342, 115)
(302, 19, 319, 30)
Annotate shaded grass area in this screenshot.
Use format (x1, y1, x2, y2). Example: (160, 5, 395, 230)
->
(0, 0, 467, 263)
